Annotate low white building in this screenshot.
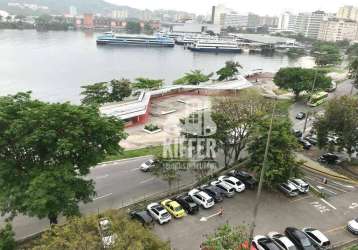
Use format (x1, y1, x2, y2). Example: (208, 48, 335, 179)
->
(171, 22, 221, 34)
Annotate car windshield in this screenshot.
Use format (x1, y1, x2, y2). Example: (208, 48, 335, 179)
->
(207, 198, 213, 203)
(174, 206, 182, 212)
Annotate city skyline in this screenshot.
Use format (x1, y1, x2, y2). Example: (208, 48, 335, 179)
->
(106, 0, 358, 15)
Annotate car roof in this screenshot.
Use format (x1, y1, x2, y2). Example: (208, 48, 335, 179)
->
(286, 182, 298, 190)
(278, 236, 295, 247)
(291, 179, 306, 185)
(305, 229, 329, 241)
(134, 210, 152, 222)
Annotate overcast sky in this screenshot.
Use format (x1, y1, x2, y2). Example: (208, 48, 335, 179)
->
(106, 0, 357, 16)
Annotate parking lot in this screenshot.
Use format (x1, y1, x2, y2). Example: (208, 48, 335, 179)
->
(153, 176, 358, 250)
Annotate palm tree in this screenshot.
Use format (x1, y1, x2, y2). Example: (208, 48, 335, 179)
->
(216, 61, 243, 81)
(174, 70, 213, 85)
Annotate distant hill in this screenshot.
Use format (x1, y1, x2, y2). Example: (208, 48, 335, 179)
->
(0, 0, 141, 16)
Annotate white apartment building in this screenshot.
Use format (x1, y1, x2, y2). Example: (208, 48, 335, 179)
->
(318, 18, 358, 42)
(337, 5, 358, 22)
(220, 12, 248, 28)
(211, 4, 231, 25)
(294, 11, 326, 39)
(277, 12, 297, 32)
(112, 10, 128, 20)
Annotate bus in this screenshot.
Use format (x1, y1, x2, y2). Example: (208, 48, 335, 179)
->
(307, 91, 329, 107)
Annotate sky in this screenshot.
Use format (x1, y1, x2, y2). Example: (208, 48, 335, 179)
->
(106, 0, 357, 16)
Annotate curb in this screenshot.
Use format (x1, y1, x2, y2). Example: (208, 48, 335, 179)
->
(97, 155, 154, 166)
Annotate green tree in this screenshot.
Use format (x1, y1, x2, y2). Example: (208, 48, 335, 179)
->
(349, 58, 358, 87)
(201, 224, 249, 250)
(81, 82, 110, 106)
(273, 67, 332, 100)
(0, 92, 127, 224)
(174, 70, 212, 85)
(347, 43, 358, 59)
(109, 79, 132, 102)
(0, 223, 16, 250)
(248, 117, 301, 188)
(211, 89, 270, 167)
(287, 48, 306, 58)
(314, 96, 358, 160)
(133, 78, 163, 90)
(126, 21, 141, 34)
(143, 22, 154, 35)
(311, 42, 341, 66)
(216, 61, 242, 81)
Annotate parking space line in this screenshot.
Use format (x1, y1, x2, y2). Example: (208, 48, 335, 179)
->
(324, 225, 345, 233)
(140, 177, 155, 184)
(131, 167, 140, 171)
(93, 193, 113, 201)
(289, 195, 313, 203)
(320, 198, 337, 210)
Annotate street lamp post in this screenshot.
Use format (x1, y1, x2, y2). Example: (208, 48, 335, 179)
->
(248, 99, 277, 246)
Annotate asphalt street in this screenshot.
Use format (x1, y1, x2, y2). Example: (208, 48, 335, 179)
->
(0, 156, 196, 240)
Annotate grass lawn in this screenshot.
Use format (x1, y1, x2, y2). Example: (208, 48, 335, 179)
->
(105, 145, 164, 161)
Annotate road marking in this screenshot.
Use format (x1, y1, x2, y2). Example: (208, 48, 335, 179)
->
(131, 167, 141, 171)
(324, 225, 345, 233)
(140, 177, 154, 184)
(349, 202, 358, 209)
(93, 193, 113, 201)
(331, 181, 355, 189)
(200, 210, 222, 222)
(317, 186, 337, 195)
(310, 201, 330, 213)
(94, 174, 109, 180)
(290, 195, 312, 203)
(320, 198, 337, 210)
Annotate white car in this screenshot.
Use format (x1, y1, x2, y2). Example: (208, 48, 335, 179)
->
(267, 232, 297, 250)
(210, 180, 235, 197)
(99, 218, 117, 249)
(218, 175, 245, 192)
(140, 159, 155, 172)
(288, 179, 309, 193)
(302, 228, 330, 249)
(348, 218, 358, 235)
(188, 188, 215, 208)
(253, 235, 281, 250)
(147, 202, 171, 224)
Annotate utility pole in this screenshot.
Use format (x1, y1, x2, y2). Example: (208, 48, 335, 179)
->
(249, 99, 277, 246)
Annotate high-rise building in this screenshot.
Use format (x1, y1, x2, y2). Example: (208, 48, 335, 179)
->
(220, 12, 248, 28)
(211, 4, 230, 25)
(247, 13, 260, 29)
(337, 5, 358, 21)
(318, 18, 358, 42)
(69, 6, 77, 16)
(259, 15, 279, 27)
(112, 10, 128, 20)
(294, 11, 326, 39)
(277, 12, 297, 32)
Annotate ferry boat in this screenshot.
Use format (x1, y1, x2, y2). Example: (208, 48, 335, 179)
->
(175, 34, 214, 45)
(188, 40, 242, 53)
(96, 32, 175, 47)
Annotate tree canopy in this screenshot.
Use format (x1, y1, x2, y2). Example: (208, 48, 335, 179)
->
(314, 96, 358, 159)
(0, 223, 16, 250)
(33, 211, 170, 250)
(248, 117, 301, 188)
(0, 92, 127, 224)
(174, 70, 212, 85)
(273, 67, 332, 99)
(126, 21, 141, 34)
(216, 61, 242, 81)
(311, 42, 341, 66)
(133, 78, 163, 90)
(201, 224, 249, 250)
(349, 58, 358, 87)
(81, 79, 132, 106)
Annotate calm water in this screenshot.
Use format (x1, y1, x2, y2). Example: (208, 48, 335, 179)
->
(0, 30, 313, 103)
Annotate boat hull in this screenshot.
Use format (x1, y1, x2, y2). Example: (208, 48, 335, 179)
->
(188, 47, 242, 53)
(96, 40, 174, 47)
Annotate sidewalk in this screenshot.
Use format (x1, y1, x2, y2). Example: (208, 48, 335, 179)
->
(296, 153, 358, 184)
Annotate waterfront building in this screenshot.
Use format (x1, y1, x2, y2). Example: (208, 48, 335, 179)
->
(277, 12, 297, 32)
(83, 13, 94, 29)
(171, 22, 221, 34)
(211, 4, 231, 25)
(318, 18, 358, 42)
(294, 11, 326, 39)
(69, 6, 77, 17)
(220, 12, 248, 28)
(337, 5, 358, 22)
(247, 13, 261, 29)
(112, 10, 128, 20)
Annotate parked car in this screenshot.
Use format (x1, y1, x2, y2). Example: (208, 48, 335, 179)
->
(293, 129, 303, 138)
(199, 185, 224, 203)
(288, 179, 309, 194)
(326, 81, 337, 92)
(188, 188, 215, 208)
(278, 182, 299, 197)
(318, 153, 340, 164)
(129, 210, 154, 226)
(298, 138, 312, 150)
(296, 112, 306, 120)
(302, 228, 330, 249)
(140, 159, 156, 172)
(160, 199, 186, 218)
(253, 235, 281, 250)
(285, 227, 316, 250)
(98, 218, 117, 249)
(327, 134, 339, 145)
(218, 175, 245, 192)
(210, 180, 235, 197)
(267, 232, 297, 250)
(304, 136, 317, 146)
(228, 170, 257, 189)
(347, 218, 358, 235)
(147, 202, 171, 224)
(174, 195, 199, 215)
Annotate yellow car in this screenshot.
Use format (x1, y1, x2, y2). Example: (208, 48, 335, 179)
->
(160, 199, 186, 218)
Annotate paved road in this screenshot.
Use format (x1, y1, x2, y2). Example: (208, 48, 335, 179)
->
(0, 156, 196, 240)
(154, 180, 358, 250)
(289, 79, 357, 133)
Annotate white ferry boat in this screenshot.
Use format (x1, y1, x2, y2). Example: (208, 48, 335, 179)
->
(175, 34, 214, 45)
(188, 40, 242, 53)
(96, 32, 175, 47)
